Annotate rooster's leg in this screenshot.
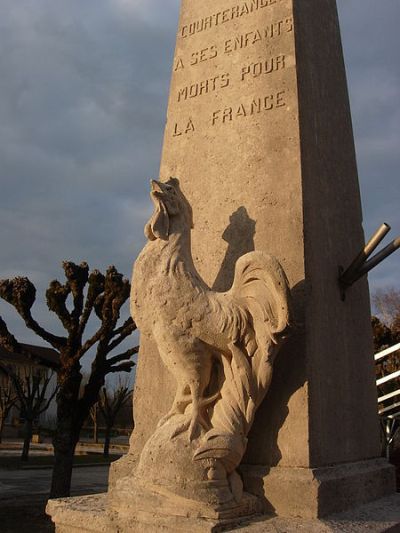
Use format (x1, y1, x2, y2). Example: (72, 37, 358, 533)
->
(157, 385, 191, 428)
(188, 380, 203, 442)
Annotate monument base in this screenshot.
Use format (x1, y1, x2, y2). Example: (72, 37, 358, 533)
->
(109, 480, 261, 521)
(46, 492, 261, 533)
(46, 492, 400, 533)
(240, 458, 396, 518)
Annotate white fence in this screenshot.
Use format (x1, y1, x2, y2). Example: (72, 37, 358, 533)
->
(375, 342, 400, 458)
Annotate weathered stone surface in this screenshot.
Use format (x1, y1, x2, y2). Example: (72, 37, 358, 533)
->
(46, 493, 400, 532)
(241, 458, 396, 518)
(46, 493, 261, 532)
(119, 0, 394, 518)
(109, 178, 292, 518)
(54, 0, 398, 530)
(46, 495, 111, 533)
(131, 0, 376, 465)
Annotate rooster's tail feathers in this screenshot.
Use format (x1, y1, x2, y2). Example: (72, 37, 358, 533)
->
(229, 251, 292, 346)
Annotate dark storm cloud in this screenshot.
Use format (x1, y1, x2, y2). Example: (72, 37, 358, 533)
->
(337, 0, 400, 290)
(0, 0, 180, 343)
(0, 0, 398, 345)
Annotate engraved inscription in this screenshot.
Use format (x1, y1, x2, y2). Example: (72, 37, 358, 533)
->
(224, 18, 293, 53)
(241, 55, 286, 81)
(175, 58, 185, 72)
(178, 74, 230, 102)
(211, 91, 286, 125)
(181, 0, 285, 39)
(176, 17, 293, 73)
(190, 45, 218, 66)
(173, 118, 195, 137)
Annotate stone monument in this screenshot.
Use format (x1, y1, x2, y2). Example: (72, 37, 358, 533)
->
(47, 0, 400, 531)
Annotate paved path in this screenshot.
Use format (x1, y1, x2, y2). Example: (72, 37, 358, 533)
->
(0, 465, 109, 499)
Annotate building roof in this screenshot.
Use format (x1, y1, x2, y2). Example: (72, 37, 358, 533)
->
(0, 343, 60, 370)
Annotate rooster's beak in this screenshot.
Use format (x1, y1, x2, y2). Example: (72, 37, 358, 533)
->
(151, 180, 163, 194)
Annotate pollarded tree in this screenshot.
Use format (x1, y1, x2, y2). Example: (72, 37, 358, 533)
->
(98, 380, 132, 457)
(373, 287, 400, 340)
(0, 364, 57, 460)
(0, 371, 17, 443)
(0, 262, 138, 497)
(89, 403, 99, 444)
(372, 315, 396, 353)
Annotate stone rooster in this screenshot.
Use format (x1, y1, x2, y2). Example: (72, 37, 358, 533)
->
(131, 178, 292, 451)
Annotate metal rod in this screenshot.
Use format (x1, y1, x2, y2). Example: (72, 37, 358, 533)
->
(386, 419, 391, 459)
(340, 223, 391, 286)
(387, 411, 400, 420)
(351, 236, 400, 282)
(392, 424, 400, 446)
(379, 401, 400, 415)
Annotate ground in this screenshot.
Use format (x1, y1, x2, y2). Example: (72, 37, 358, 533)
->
(0, 495, 54, 533)
(0, 466, 111, 533)
(0, 439, 123, 533)
(392, 446, 400, 489)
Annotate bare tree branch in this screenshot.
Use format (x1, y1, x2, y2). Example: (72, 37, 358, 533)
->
(0, 376, 18, 442)
(39, 381, 58, 415)
(372, 287, 400, 329)
(111, 317, 136, 339)
(75, 327, 107, 361)
(46, 280, 72, 331)
(106, 347, 138, 368)
(0, 278, 66, 349)
(108, 362, 135, 374)
(62, 262, 89, 325)
(108, 320, 137, 353)
(78, 270, 105, 335)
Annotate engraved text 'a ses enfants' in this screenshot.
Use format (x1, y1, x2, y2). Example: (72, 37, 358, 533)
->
(175, 18, 293, 72)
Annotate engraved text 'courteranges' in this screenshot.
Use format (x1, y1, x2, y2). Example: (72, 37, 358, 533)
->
(181, 0, 285, 39)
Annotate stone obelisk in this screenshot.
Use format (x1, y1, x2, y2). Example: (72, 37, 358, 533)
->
(124, 0, 395, 518)
(47, 0, 399, 531)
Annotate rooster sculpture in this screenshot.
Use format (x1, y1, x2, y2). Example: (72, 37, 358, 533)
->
(131, 178, 292, 483)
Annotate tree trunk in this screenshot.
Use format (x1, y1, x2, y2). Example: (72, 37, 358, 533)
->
(21, 419, 33, 461)
(0, 417, 5, 443)
(50, 365, 82, 499)
(103, 425, 111, 458)
(50, 407, 82, 498)
(49, 360, 107, 498)
(93, 406, 98, 444)
(50, 444, 77, 498)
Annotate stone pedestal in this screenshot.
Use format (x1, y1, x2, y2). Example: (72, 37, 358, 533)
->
(46, 493, 400, 532)
(241, 459, 396, 518)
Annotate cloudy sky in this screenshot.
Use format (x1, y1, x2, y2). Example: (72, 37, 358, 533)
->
(0, 0, 399, 349)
